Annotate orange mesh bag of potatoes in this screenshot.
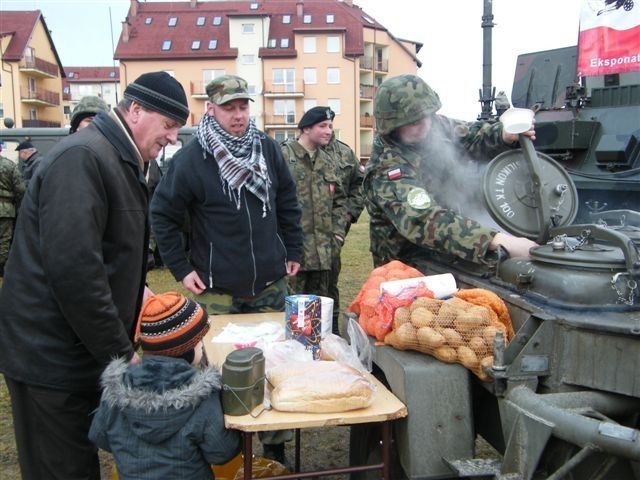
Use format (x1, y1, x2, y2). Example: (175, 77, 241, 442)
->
(384, 295, 508, 382)
(348, 260, 426, 341)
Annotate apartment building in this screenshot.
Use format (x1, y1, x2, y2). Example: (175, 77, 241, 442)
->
(62, 66, 121, 127)
(0, 11, 65, 128)
(115, 0, 422, 160)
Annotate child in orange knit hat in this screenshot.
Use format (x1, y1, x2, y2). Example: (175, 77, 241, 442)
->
(89, 292, 240, 479)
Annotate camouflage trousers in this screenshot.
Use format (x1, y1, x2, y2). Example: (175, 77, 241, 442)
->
(328, 251, 341, 335)
(196, 277, 288, 316)
(287, 270, 331, 298)
(0, 219, 14, 274)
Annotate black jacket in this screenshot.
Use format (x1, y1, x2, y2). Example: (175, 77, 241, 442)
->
(0, 111, 149, 391)
(151, 133, 302, 297)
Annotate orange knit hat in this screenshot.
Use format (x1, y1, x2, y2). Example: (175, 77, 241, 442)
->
(136, 292, 210, 357)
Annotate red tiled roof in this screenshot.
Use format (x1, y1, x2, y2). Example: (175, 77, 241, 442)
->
(0, 10, 66, 74)
(64, 66, 120, 83)
(114, 0, 417, 63)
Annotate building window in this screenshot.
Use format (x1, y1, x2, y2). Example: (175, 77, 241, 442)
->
(68, 72, 75, 78)
(268, 39, 276, 48)
(0, 103, 4, 118)
(208, 39, 218, 50)
(248, 84, 258, 94)
(280, 38, 289, 48)
(168, 17, 177, 27)
(191, 40, 201, 50)
(362, 15, 375, 24)
(303, 37, 316, 53)
(326, 14, 335, 23)
(303, 68, 317, 84)
(303, 14, 312, 24)
(303, 99, 317, 112)
(242, 55, 256, 65)
(242, 23, 255, 34)
(196, 16, 205, 26)
(273, 68, 295, 92)
(327, 36, 340, 53)
(162, 40, 172, 51)
(274, 99, 295, 124)
(63, 86, 70, 94)
(273, 130, 296, 143)
(109, 71, 116, 78)
(64, 105, 71, 115)
(213, 16, 222, 25)
(250, 2, 258, 9)
(282, 14, 291, 24)
(144, 17, 152, 25)
(204, 69, 225, 86)
(328, 98, 341, 114)
(327, 67, 340, 84)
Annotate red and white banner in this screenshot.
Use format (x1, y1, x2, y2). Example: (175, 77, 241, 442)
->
(577, 0, 640, 76)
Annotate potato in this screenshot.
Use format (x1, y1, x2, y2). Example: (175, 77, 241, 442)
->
(454, 309, 489, 334)
(395, 323, 418, 348)
(433, 346, 457, 363)
(435, 302, 461, 328)
(480, 355, 494, 371)
(417, 327, 445, 349)
(441, 328, 463, 347)
(393, 307, 411, 329)
(457, 345, 479, 370)
(410, 307, 435, 328)
(468, 336, 489, 357)
(384, 330, 406, 350)
(410, 297, 442, 315)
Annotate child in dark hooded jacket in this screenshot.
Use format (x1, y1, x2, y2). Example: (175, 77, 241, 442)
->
(89, 292, 240, 479)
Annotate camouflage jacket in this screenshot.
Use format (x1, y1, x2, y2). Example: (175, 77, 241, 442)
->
(322, 137, 365, 224)
(0, 156, 25, 218)
(364, 114, 515, 267)
(282, 139, 349, 271)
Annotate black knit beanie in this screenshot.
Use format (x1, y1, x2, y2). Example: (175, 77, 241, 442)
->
(124, 71, 189, 125)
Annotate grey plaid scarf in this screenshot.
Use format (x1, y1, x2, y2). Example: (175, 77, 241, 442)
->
(197, 114, 271, 216)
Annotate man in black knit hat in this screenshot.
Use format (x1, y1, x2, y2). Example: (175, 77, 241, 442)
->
(0, 71, 189, 480)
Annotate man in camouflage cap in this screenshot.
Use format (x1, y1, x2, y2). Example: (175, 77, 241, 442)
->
(69, 95, 110, 133)
(364, 74, 537, 271)
(281, 107, 349, 311)
(0, 143, 25, 275)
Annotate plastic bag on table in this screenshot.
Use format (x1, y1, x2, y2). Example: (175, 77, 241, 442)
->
(261, 338, 314, 372)
(346, 315, 373, 372)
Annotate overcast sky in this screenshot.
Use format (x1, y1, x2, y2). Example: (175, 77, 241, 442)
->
(3, 0, 582, 119)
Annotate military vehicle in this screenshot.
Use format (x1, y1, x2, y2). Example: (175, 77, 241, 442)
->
(349, 1, 640, 479)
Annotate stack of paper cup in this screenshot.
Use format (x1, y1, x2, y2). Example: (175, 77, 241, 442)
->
(318, 296, 334, 338)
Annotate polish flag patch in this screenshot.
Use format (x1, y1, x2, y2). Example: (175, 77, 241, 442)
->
(387, 168, 402, 180)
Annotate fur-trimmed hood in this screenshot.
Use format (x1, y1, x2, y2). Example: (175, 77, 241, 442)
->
(98, 356, 222, 444)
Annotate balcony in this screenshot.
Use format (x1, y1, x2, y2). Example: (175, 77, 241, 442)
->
(360, 114, 374, 128)
(190, 81, 209, 99)
(22, 119, 61, 128)
(360, 143, 373, 157)
(21, 87, 60, 106)
(19, 56, 59, 78)
(359, 56, 373, 71)
(62, 91, 72, 101)
(359, 84, 375, 100)
(264, 113, 297, 128)
(376, 59, 389, 72)
(263, 79, 304, 98)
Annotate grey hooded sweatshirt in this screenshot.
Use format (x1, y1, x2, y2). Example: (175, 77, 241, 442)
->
(89, 356, 240, 479)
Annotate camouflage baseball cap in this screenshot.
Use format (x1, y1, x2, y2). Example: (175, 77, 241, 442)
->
(374, 74, 442, 135)
(206, 75, 254, 105)
(70, 95, 109, 133)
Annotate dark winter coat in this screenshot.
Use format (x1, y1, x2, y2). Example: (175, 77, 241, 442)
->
(89, 357, 240, 480)
(151, 134, 303, 297)
(0, 111, 148, 391)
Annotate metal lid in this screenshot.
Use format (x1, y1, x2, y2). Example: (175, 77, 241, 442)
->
(482, 144, 578, 241)
(530, 242, 626, 269)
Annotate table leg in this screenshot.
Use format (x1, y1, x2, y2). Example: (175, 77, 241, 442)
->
(243, 432, 253, 480)
(382, 421, 391, 480)
(294, 428, 301, 472)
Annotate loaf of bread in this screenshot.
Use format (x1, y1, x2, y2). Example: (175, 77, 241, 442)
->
(270, 371, 375, 413)
(267, 360, 360, 387)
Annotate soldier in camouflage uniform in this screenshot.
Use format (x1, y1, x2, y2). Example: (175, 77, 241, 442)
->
(0, 149, 25, 275)
(281, 107, 350, 302)
(364, 74, 537, 270)
(70, 95, 109, 133)
(322, 133, 365, 333)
